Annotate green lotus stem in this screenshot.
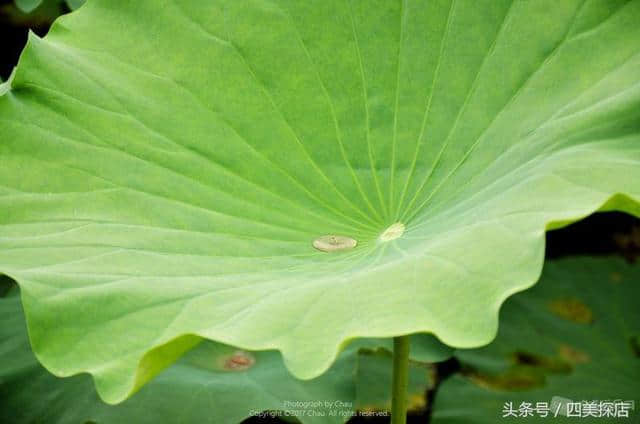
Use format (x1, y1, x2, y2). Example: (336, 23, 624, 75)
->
(391, 335, 410, 424)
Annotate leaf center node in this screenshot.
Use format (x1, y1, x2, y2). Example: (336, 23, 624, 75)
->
(379, 222, 405, 242)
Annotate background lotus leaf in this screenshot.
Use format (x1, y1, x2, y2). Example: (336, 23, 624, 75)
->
(0, 284, 443, 424)
(13, 0, 84, 14)
(432, 257, 640, 423)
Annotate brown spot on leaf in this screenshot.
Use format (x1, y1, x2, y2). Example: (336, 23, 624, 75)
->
(512, 351, 571, 374)
(223, 350, 255, 371)
(557, 345, 589, 364)
(466, 368, 545, 391)
(464, 349, 581, 392)
(609, 272, 623, 284)
(548, 298, 593, 324)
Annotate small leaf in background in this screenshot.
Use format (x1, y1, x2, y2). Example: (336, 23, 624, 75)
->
(13, 0, 44, 13)
(13, 0, 84, 13)
(65, 0, 84, 10)
(432, 257, 640, 424)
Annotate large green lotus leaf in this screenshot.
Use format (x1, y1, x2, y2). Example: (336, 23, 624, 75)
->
(1, 0, 639, 403)
(0, 289, 439, 424)
(432, 257, 640, 423)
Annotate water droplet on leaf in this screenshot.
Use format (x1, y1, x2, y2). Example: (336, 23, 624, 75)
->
(313, 235, 357, 252)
